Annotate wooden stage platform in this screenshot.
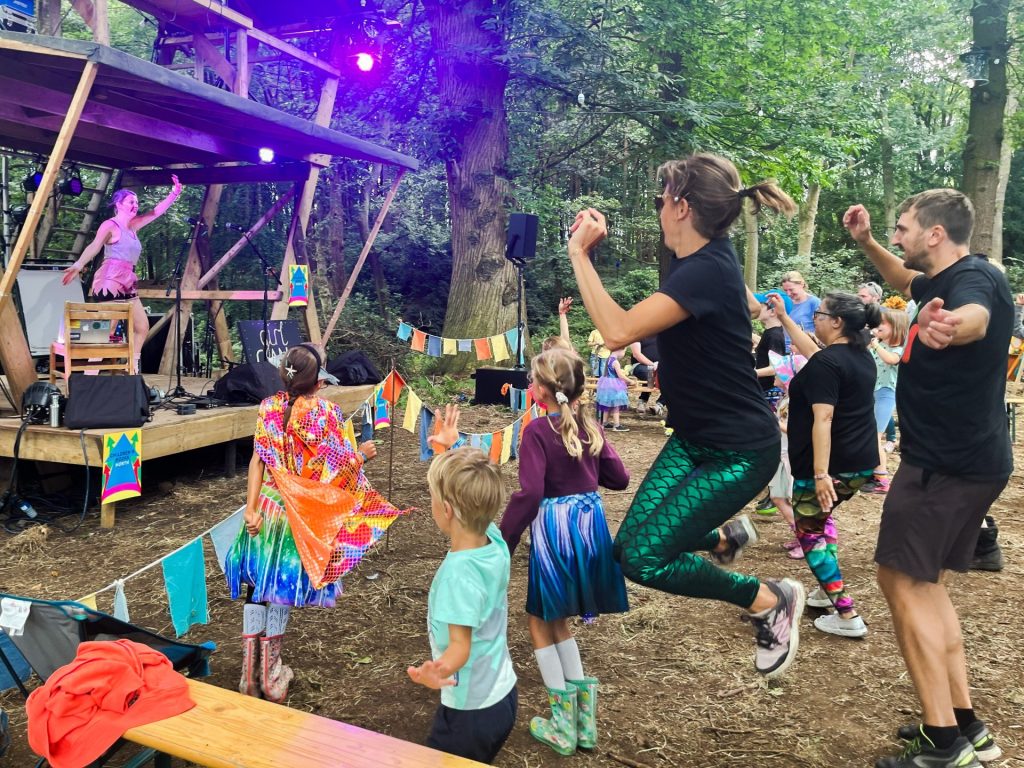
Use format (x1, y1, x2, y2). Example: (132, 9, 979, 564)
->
(0, 378, 374, 528)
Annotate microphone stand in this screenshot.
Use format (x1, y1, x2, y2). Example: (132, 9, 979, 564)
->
(236, 229, 280, 363)
(163, 219, 202, 398)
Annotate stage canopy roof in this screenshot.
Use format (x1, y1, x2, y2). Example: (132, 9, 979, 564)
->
(0, 32, 418, 182)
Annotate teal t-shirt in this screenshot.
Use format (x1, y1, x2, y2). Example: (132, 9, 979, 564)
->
(427, 522, 517, 710)
(871, 342, 904, 391)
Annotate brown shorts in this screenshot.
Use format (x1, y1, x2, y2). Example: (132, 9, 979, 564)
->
(874, 462, 1007, 583)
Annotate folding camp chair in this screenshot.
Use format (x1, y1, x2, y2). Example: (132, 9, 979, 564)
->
(0, 592, 215, 768)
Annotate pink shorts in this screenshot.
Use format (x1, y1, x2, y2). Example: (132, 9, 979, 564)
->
(91, 259, 138, 300)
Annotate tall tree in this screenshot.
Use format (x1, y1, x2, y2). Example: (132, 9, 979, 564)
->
(424, 0, 519, 363)
(962, 0, 1010, 261)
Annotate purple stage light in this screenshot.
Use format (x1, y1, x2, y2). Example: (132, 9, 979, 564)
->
(258, 147, 275, 163)
(355, 52, 375, 72)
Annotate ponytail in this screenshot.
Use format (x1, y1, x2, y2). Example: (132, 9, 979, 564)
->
(530, 348, 604, 459)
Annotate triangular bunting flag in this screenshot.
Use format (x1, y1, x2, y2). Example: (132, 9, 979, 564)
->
(382, 370, 406, 405)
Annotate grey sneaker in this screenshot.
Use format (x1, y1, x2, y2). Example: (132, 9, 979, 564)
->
(813, 612, 868, 638)
(711, 515, 758, 565)
(743, 578, 803, 678)
(806, 586, 832, 608)
(898, 722, 1001, 763)
(876, 732, 981, 768)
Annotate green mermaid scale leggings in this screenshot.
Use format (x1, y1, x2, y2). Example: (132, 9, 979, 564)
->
(614, 436, 779, 609)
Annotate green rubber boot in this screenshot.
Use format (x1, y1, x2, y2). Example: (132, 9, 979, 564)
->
(567, 678, 598, 749)
(530, 686, 577, 756)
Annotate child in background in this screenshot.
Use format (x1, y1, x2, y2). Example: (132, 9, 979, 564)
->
(864, 307, 908, 494)
(407, 414, 518, 765)
(595, 348, 630, 431)
(587, 328, 610, 376)
(500, 348, 630, 756)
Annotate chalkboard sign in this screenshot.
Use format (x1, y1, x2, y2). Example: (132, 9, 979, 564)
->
(238, 320, 303, 365)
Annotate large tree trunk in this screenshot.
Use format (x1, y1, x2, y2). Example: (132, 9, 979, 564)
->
(990, 89, 1017, 264)
(425, 1, 518, 369)
(742, 203, 758, 289)
(795, 182, 819, 272)
(962, 0, 1010, 258)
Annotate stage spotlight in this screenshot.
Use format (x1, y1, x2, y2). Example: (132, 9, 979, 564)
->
(59, 169, 84, 197)
(355, 52, 375, 72)
(21, 170, 43, 192)
(258, 147, 275, 163)
(10, 205, 29, 226)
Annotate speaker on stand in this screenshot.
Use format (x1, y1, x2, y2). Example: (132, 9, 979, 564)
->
(505, 213, 537, 369)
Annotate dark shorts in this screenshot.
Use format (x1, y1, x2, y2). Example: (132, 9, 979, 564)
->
(874, 462, 1007, 583)
(426, 685, 517, 765)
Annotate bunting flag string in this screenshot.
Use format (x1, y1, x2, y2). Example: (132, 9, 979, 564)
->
(70, 368, 533, 637)
(396, 320, 522, 362)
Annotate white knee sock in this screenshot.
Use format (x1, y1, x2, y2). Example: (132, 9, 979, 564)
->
(555, 638, 585, 681)
(534, 645, 566, 690)
(266, 604, 291, 637)
(242, 603, 267, 636)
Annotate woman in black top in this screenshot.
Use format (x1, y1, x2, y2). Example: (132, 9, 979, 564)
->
(770, 291, 881, 639)
(567, 153, 805, 679)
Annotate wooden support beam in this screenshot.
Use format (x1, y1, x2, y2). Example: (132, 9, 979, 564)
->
(0, 62, 98, 311)
(197, 187, 295, 288)
(120, 164, 311, 187)
(322, 170, 405, 344)
(137, 289, 284, 301)
(92, 0, 109, 44)
(245, 28, 340, 78)
(192, 32, 236, 88)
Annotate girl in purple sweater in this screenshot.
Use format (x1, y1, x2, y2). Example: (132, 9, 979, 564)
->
(500, 348, 630, 756)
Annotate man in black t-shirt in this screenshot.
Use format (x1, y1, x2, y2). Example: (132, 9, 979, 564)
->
(845, 190, 1011, 768)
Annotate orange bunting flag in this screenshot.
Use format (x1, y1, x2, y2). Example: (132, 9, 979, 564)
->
(382, 370, 406, 405)
(411, 329, 427, 352)
(488, 431, 503, 464)
(474, 337, 492, 361)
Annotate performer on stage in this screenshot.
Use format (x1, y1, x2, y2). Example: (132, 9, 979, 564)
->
(61, 175, 182, 372)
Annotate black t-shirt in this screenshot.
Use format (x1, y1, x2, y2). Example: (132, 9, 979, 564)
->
(787, 344, 878, 479)
(638, 335, 659, 364)
(754, 326, 787, 391)
(897, 256, 1013, 479)
(656, 238, 779, 450)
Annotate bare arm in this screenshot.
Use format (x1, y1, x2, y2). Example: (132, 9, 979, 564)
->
(916, 298, 989, 349)
(629, 341, 655, 367)
(567, 209, 688, 348)
(768, 294, 819, 359)
(244, 451, 266, 535)
(61, 220, 116, 285)
(407, 624, 472, 689)
(810, 403, 837, 513)
(843, 205, 918, 296)
(745, 287, 763, 318)
(132, 174, 182, 232)
(869, 339, 902, 365)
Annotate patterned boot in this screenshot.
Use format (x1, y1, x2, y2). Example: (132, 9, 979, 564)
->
(238, 633, 262, 697)
(530, 686, 577, 756)
(567, 678, 598, 749)
(260, 634, 294, 703)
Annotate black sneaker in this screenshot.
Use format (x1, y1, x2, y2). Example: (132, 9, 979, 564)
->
(898, 722, 1001, 763)
(877, 731, 981, 768)
(711, 515, 758, 565)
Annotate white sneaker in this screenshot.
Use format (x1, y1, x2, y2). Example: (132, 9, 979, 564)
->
(813, 612, 867, 638)
(806, 586, 832, 608)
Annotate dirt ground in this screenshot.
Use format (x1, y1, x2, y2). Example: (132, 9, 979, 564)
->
(1, 404, 1022, 768)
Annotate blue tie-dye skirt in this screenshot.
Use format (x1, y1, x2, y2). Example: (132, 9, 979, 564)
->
(526, 492, 629, 621)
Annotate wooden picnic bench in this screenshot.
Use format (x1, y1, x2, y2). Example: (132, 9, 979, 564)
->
(124, 678, 487, 768)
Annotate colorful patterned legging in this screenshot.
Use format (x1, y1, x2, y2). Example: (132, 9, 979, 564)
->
(614, 436, 779, 608)
(791, 471, 872, 614)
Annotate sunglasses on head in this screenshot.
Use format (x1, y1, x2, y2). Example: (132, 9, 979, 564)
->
(653, 193, 682, 212)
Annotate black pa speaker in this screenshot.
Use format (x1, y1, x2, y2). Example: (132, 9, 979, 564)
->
(506, 213, 538, 264)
